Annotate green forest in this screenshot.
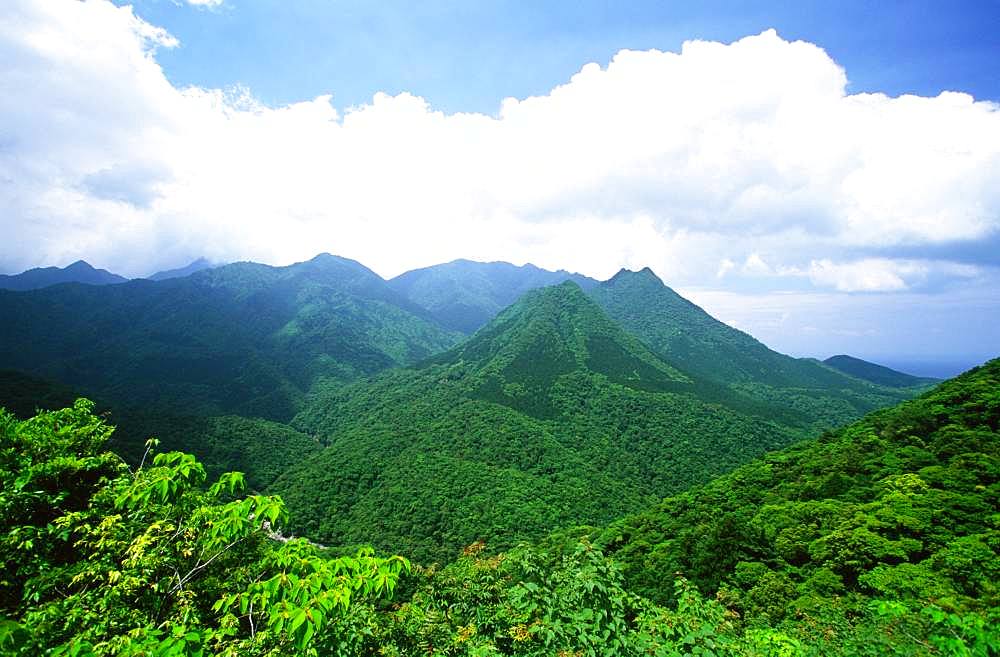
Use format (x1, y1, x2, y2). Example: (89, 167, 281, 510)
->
(2, 358, 996, 655)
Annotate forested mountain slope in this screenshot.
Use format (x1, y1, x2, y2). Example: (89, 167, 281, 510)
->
(0, 369, 316, 491)
(0, 260, 127, 291)
(0, 254, 459, 421)
(274, 282, 836, 563)
(589, 268, 919, 429)
(596, 358, 998, 635)
(388, 259, 597, 333)
(824, 354, 941, 388)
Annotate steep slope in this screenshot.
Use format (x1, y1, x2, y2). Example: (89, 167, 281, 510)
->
(824, 354, 940, 388)
(0, 253, 460, 421)
(597, 357, 998, 638)
(389, 259, 598, 333)
(146, 257, 217, 281)
(274, 282, 819, 563)
(0, 260, 128, 290)
(589, 268, 915, 429)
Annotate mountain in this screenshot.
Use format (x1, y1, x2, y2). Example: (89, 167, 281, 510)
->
(0, 253, 459, 422)
(146, 257, 217, 281)
(389, 259, 598, 333)
(0, 260, 128, 291)
(588, 268, 915, 430)
(823, 354, 940, 388)
(273, 282, 843, 563)
(597, 357, 997, 643)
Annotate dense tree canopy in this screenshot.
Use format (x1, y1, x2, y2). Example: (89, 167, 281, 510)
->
(0, 401, 408, 656)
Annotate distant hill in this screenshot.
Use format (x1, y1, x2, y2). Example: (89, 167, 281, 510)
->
(389, 259, 597, 333)
(146, 257, 217, 281)
(273, 282, 858, 563)
(0, 253, 459, 421)
(823, 354, 940, 388)
(0, 260, 127, 291)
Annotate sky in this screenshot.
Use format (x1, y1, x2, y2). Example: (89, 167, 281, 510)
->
(1, 0, 998, 374)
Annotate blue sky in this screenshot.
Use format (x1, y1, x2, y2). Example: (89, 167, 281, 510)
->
(2, 1, 999, 374)
(125, 0, 1000, 114)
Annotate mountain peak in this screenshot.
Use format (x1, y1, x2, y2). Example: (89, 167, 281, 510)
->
(65, 260, 95, 270)
(0, 260, 127, 291)
(435, 278, 685, 417)
(609, 266, 664, 286)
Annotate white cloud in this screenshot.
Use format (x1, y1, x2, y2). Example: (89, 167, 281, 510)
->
(742, 253, 773, 276)
(185, 0, 224, 7)
(716, 258, 736, 279)
(1, 1, 999, 282)
(807, 258, 916, 292)
(804, 258, 981, 292)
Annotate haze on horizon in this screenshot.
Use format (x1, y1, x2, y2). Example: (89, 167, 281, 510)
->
(1, 0, 998, 372)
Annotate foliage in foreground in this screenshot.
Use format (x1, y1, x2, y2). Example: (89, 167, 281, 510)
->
(0, 400, 408, 656)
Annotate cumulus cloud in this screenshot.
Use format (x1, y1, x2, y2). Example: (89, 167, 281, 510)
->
(1, 0, 998, 285)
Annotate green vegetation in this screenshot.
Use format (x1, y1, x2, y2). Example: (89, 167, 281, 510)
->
(824, 354, 940, 388)
(5, 254, 966, 655)
(388, 258, 597, 333)
(0, 370, 316, 492)
(0, 260, 127, 291)
(593, 357, 1000, 653)
(0, 254, 459, 422)
(4, 359, 996, 655)
(272, 282, 894, 563)
(0, 400, 408, 656)
(589, 268, 921, 431)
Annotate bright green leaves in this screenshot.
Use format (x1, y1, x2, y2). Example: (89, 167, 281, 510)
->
(114, 451, 206, 509)
(1, 402, 409, 657)
(208, 471, 245, 498)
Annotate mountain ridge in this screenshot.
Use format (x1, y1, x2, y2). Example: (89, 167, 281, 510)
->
(388, 258, 598, 333)
(0, 254, 460, 421)
(823, 354, 940, 388)
(146, 257, 217, 281)
(0, 260, 128, 291)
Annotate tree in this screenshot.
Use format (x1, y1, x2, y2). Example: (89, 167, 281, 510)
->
(0, 400, 408, 656)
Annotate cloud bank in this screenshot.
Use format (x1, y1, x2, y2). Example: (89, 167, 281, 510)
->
(2, 0, 998, 298)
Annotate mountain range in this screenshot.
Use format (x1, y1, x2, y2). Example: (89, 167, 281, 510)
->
(0, 252, 940, 563)
(0, 257, 222, 291)
(0, 260, 128, 291)
(3, 251, 992, 656)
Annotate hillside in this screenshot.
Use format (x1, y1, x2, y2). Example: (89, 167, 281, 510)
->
(274, 282, 837, 563)
(589, 268, 916, 429)
(0, 260, 128, 291)
(597, 358, 998, 637)
(824, 354, 940, 388)
(388, 259, 598, 333)
(0, 254, 459, 421)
